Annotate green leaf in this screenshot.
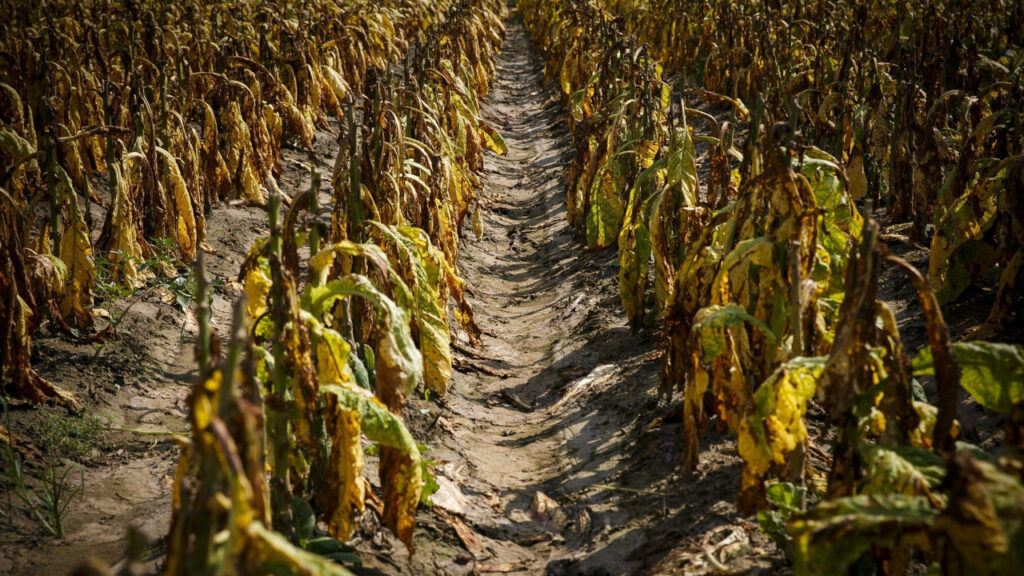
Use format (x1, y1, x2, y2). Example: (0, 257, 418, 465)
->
(420, 461, 440, 507)
(665, 125, 697, 206)
(348, 353, 372, 392)
(369, 223, 452, 396)
(692, 303, 777, 362)
(292, 495, 315, 546)
(758, 482, 806, 554)
(319, 384, 420, 458)
(308, 275, 422, 395)
(249, 522, 356, 576)
(912, 342, 1024, 413)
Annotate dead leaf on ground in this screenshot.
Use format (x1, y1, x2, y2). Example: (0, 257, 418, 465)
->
(436, 508, 486, 558)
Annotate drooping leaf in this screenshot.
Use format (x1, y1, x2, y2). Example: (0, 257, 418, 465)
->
(859, 444, 946, 506)
(936, 450, 1024, 575)
(478, 122, 507, 155)
(100, 160, 147, 287)
(369, 223, 452, 396)
(740, 357, 824, 485)
(585, 156, 626, 249)
(157, 147, 197, 261)
(307, 275, 423, 396)
(58, 194, 94, 330)
(691, 303, 776, 363)
(320, 383, 422, 551)
(249, 522, 356, 576)
(789, 495, 938, 576)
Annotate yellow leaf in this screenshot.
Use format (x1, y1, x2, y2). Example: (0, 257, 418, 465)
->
(847, 154, 867, 200)
(320, 383, 423, 552)
(58, 192, 94, 330)
(157, 147, 197, 261)
(738, 357, 823, 499)
(325, 406, 365, 540)
(636, 139, 659, 169)
(244, 264, 271, 326)
(103, 159, 146, 287)
(478, 122, 507, 155)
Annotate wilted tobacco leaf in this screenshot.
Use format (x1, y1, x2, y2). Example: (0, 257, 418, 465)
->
(928, 163, 1004, 302)
(25, 249, 66, 311)
(478, 122, 507, 155)
(936, 450, 1024, 575)
(99, 161, 147, 287)
(789, 494, 937, 576)
(585, 156, 625, 249)
(58, 192, 94, 330)
(617, 161, 660, 329)
(309, 320, 353, 386)
(846, 154, 868, 200)
(322, 396, 364, 541)
(692, 303, 775, 363)
(635, 139, 659, 170)
(370, 223, 452, 396)
(307, 275, 423, 396)
(740, 357, 824, 488)
(0, 128, 36, 197)
(219, 101, 265, 202)
(156, 147, 197, 261)
(859, 444, 945, 506)
(665, 127, 698, 207)
(321, 383, 422, 552)
(244, 261, 272, 329)
(308, 241, 391, 287)
(685, 302, 774, 486)
(3, 289, 81, 410)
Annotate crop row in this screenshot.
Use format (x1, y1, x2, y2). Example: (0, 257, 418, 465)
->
(518, 0, 1024, 573)
(163, 0, 508, 571)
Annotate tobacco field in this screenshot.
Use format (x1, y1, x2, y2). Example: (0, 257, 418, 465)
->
(1, 0, 1023, 574)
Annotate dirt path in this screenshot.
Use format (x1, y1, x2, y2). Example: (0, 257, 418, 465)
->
(353, 13, 783, 576)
